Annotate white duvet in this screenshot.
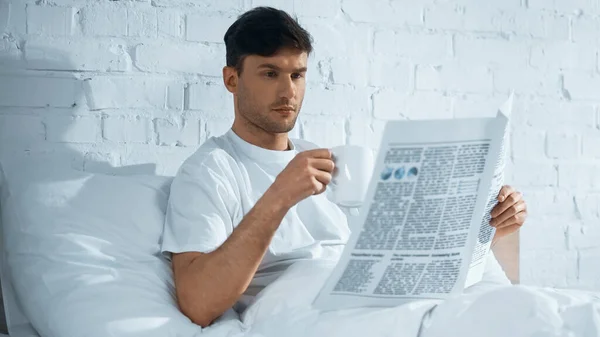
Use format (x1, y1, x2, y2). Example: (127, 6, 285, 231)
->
(199, 260, 600, 337)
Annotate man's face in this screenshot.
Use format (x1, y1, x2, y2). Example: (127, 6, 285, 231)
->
(233, 48, 308, 134)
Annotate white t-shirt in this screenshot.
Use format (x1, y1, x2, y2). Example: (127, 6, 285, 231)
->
(161, 129, 510, 310)
(161, 129, 351, 310)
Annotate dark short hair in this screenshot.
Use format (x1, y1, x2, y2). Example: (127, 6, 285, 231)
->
(224, 7, 313, 74)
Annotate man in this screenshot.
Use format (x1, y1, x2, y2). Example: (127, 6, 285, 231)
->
(160, 7, 528, 328)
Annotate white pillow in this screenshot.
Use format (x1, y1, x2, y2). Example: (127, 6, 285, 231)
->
(0, 160, 208, 337)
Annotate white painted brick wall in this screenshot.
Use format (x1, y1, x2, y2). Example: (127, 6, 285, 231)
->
(1, 0, 599, 289)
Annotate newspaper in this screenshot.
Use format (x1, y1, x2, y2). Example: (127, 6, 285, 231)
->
(313, 94, 513, 311)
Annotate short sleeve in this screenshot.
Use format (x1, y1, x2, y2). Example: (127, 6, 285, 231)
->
(160, 151, 239, 259)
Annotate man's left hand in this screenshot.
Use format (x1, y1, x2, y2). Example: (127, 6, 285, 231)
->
(490, 185, 528, 244)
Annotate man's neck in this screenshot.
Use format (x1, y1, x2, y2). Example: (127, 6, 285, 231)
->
(231, 120, 290, 151)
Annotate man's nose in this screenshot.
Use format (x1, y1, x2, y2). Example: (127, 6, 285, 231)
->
(278, 77, 296, 100)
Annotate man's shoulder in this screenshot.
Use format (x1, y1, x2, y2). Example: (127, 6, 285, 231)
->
(178, 135, 238, 177)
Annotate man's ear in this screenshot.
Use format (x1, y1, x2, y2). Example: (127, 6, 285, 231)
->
(223, 66, 238, 94)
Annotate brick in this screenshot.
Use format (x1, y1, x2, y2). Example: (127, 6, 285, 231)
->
(45, 115, 102, 143)
(520, 249, 578, 288)
(424, 3, 465, 30)
(519, 189, 575, 217)
(424, 3, 502, 32)
(2, 2, 26, 35)
(578, 248, 600, 290)
(452, 0, 521, 9)
(494, 67, 560, 97)
(186, 82, 233, 113)
(168, 84, 184, 110)
(206, 118, 233, 139)
(546, 132, 580, 159)
(134, 43, 223, 76)
(531, 41, 597, 71)
(103, 116, 151, 143)
(0, 75, 81, 108)
(347, 118, 386, 150)
(25, 38, 132, 72)
(301, 116, 345, 148)
(342, 0, 422, 26)
(299, 19, 347, 58)
(517, 101, 597, 131)
(299, 18, 371, 59)
(510, 161, 557, 187)
(302, 85, 370, 118)
(454, 36, 529, 67)
(528, 0, 599, 14)
(497, 10, 569, 40)
(250, 0, 294, 14)
(416, 64, 493, 94)
(0, 115, 45, 144)
(84, 76, 183, 110)
(374, 30, 451, 64)
(294, 0, 339, 18)
(563, 73, 600, 101)
(0, 35, 21, 60)
(373, 90, 453, 120)
(571, 15, 600, 44)
(569, 222, 600, 251)
(452, 94, 506, 118)
(157, 9, 184, 38)
(330, 57, 368, 85)
(127, 7, 158, 37)
(151, 0, 242, 12)
(558, 164, 600, 190)
(511, 129, 546, 160)
(582, 134, 600, 158)
(306, 56, 329, 84)
(575, 193, 600, 220)
(463, 7, 505, 33)
(186, 14, 235, 43)
(155, 117, 200, 146)
(82, 3, 127, 36)
(519, 216, 567, 250)
(369, 58, 412, 89)
(26, 5, 76, 36)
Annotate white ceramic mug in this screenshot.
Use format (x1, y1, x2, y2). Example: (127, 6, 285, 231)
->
(329, 145, 375, 208)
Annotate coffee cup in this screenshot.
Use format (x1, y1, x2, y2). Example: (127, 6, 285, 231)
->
(329, 145, 374, 208)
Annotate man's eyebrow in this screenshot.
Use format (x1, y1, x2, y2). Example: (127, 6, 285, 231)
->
(257, 63, 308, 72)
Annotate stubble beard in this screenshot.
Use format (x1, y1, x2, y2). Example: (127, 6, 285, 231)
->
(237, 90, 300, 134)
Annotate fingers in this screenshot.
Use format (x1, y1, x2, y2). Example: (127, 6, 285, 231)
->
(313, 169, 332, 186)
(303, 148, 332, 159)
(491, 190, 523, 218)
(311, 158, 335, 173)
(491, 199, 526, 226)
(497, 185, 516, 202)
(494, 210, 527, 230)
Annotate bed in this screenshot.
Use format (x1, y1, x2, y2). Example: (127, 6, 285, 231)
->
(0, 159, 598, 337)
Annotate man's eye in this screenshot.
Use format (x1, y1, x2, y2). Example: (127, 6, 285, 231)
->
(265, 71, 277, 78)
(291, 73, 304, 80)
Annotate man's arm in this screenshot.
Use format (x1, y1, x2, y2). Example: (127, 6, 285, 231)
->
(171, 149, 335, 327)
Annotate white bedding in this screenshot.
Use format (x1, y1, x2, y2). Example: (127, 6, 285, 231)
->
(202, 260, 600, 337)
(1, 161, 599, 337)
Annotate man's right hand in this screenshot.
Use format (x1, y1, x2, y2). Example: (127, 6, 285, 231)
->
(267, 148, 335, 209)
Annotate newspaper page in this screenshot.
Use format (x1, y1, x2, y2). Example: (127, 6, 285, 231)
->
(313, 98, 511, 311)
